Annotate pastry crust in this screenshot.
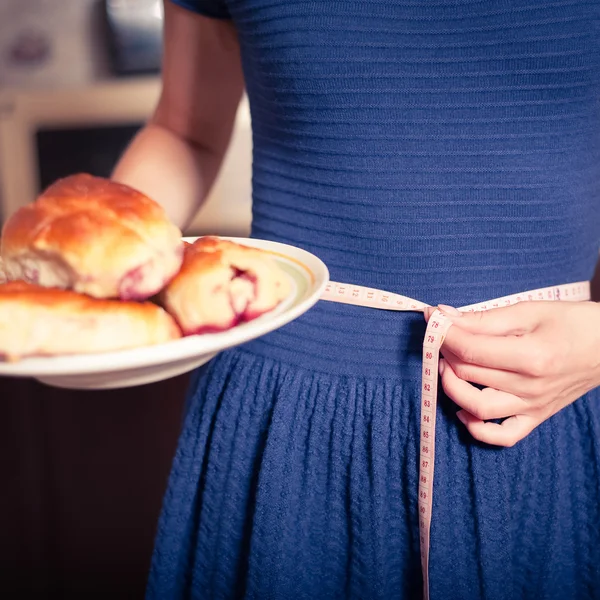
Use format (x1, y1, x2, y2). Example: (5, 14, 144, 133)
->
(0, 281, 181, 361)
(160, 237, 292, 335)
(0, 174, 184, 300)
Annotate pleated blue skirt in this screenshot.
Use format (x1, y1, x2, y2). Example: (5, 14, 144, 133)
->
(146, 302, 600, 600)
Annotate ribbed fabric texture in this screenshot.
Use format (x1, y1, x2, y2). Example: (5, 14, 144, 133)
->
(152, 1, 600, 598)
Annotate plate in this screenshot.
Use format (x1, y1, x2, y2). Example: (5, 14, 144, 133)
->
(0, 237, 329, 390)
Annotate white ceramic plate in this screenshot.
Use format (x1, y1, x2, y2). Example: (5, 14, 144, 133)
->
(0, 237, 329, 390)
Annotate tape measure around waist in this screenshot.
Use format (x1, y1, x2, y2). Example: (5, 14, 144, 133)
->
(320, 280, 591, 600)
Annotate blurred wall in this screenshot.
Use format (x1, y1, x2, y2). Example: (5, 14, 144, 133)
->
(0, 0, 111, 89)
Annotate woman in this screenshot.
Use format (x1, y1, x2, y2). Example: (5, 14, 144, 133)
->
(113, 1, 600, 598)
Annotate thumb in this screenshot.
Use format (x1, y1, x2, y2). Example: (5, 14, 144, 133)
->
(434, 302, 541, 336)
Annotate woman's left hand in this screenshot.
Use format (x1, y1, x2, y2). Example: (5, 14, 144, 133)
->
(424, 301, 600, 447)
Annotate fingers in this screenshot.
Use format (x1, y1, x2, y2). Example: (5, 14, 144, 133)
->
(425, 303, 542, 373)
(436, 301, 545, 336)
(440, 350, 536, 398)
(456, 410, 539, 447)
(423, 301, 565, 447)
(440, 359, 527, 420)
(441, 325, 535, 372)
(441, 359, 541, 447)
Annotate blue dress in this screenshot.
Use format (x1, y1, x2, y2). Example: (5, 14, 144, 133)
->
(148, 1, 600, 598)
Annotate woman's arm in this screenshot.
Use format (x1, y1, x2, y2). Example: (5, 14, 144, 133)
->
(112, 2, 244, 230)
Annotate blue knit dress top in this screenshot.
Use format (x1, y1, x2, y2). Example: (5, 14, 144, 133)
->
(148, 1, 600, 599)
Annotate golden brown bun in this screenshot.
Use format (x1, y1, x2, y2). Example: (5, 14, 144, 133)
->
(160, 237, 292, 335)
(0, 257, 6, 284)
(0, 281, 181, 361)
(0, 174, 183, 300)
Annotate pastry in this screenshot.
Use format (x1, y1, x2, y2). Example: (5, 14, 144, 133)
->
(0, 281, 181, 361)
(160, 237, 292, 335)
(0, 173, 183, 300)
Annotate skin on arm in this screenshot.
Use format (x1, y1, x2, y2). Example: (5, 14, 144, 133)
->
(112, 2, 245, 230)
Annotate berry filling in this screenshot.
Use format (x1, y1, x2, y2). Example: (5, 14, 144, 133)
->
(119, 263, 168, 301)
(119, 245, 184, 300)
(184, 268, 263, 336)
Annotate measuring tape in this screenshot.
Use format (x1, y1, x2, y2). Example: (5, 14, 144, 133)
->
(320, 279, 591, 600)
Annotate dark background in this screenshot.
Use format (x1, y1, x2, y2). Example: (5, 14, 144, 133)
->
(0, 373, 189, 600)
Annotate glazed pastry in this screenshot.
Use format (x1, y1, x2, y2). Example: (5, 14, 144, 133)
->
(160, 237, 292, 335)
(0, 281, 181, 361)
(0, 173, 183, 300)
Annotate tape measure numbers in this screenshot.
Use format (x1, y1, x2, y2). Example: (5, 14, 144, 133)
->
(321, 280, 591, 600)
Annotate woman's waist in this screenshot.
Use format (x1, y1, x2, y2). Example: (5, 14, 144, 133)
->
(244, 301, 426, 378)
(243, 270, 593, 377)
